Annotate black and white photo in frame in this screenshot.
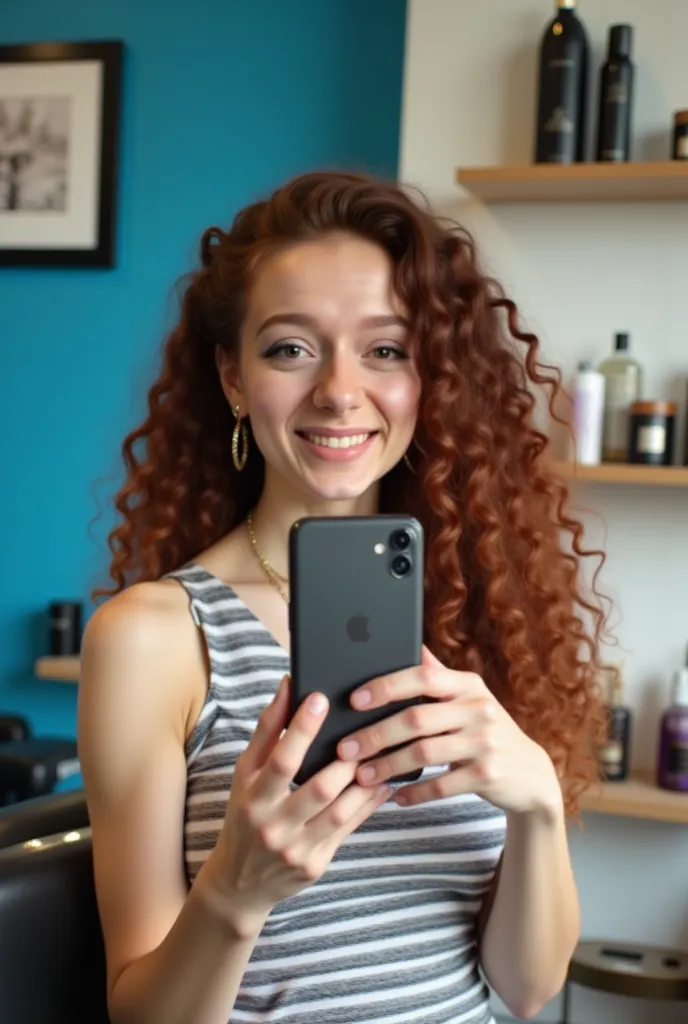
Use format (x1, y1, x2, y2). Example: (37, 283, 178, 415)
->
(0, 41, 123, 268)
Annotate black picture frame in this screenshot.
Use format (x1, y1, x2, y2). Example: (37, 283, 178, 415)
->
(0, 40, 123, 268)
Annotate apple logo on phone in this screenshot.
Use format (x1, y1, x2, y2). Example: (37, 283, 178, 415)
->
(346, 614, 370, 642)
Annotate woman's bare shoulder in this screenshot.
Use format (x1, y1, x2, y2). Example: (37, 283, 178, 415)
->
(84, 578, 193, 659)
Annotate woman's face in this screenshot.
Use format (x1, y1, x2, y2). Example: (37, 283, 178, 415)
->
(222, 232, 421, 505)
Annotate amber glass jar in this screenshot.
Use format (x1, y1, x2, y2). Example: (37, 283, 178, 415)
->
(674, 110, 688, 159)
(628, 401, 676, 465)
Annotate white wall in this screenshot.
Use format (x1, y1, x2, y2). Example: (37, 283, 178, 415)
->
(400, 2, 688, 1022)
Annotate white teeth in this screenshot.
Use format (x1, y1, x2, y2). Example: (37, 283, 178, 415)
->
(305, 433, 370, 449)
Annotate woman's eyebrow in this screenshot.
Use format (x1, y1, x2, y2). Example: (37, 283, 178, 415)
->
(256, 312, 409, 334)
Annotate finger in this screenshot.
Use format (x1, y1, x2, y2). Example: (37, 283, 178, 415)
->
(354, 730, 487, 786)
(421, 645, 444, 668)
(340, 696, 494, 763)
(307, 782, 391, 850)
(349, 663, 480, 712)
(250, 691, 329, 805)
(339, 700, 457, 763)
(280, 758, 360, 832)
(241, 675, 290, 772)
(393, 764, 484, 807)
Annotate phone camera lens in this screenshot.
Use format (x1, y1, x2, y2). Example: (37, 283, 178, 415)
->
(391, 554, 412, 578)
(390, 529, 411, 551)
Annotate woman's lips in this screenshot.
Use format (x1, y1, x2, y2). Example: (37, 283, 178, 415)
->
(296, 430, 378, 461)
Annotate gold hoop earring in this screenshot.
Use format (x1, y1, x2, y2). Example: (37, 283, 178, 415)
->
(232, 405, 248, 472)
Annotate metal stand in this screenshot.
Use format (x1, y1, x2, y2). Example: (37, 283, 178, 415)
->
(559, 978, 571, 1024)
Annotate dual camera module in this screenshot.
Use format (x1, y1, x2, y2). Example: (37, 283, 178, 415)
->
(389, 528, 414, 579)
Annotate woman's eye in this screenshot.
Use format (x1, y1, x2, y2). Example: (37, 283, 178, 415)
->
(371, 344, 407, 361)
(265, 342, 308, 360)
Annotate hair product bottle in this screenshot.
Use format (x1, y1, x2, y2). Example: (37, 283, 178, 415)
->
(598, 666, 631, 782)
(657, 653, 688, 792)
(673, 110, 688, 160)
(683, 378, 688, 466)
(598, 332, 643, 462)
(535, 0, 589, 163)
(570, 360, 605, 464)
(596, 24, 635, 162)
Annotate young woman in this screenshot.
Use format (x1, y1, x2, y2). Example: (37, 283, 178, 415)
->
(78, 170, 606, 1024)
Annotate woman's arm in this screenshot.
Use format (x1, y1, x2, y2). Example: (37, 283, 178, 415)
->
(330, 648, 581, 1021)
(78, 585, 269, 1024)
(80, 581, 386, 1024)
(477, 796, 579, 1020)
(103, 885, 265, 1024)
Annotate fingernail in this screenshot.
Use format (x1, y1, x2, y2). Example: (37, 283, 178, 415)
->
(394, 792, 409, 806)
(339, 740, 359, 759)
(307, 693, 327, 715)
(352, 689, 371, 708)
(359, 765, 377, 783)
(377, 785, 392, 801)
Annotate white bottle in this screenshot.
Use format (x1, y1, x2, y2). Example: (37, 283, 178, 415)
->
(571, 360, 605, 464)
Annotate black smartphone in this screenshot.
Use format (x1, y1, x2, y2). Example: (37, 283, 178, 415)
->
(288, 514, 425, 787)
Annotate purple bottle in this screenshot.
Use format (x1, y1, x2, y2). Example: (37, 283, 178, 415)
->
(657, 661, 688, 792)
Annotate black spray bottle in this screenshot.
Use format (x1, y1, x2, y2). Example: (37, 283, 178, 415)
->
(596, 24, 634, 162)
(535, 0, 590, 163)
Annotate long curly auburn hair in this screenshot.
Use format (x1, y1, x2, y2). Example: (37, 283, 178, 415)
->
(99, 170, 608, 814)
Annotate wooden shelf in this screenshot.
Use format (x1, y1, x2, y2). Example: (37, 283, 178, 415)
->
(34, 656, 80, 683)
(580, 772, 688, 825)
(553, 461, 688, 488)
(456, 161, 688, 203)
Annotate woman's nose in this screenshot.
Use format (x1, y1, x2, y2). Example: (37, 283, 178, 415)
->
(311, 352, 364, 414)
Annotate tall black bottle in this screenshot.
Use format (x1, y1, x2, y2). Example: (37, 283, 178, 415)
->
(596, 25, 634, 162)
(535, 0, 589, 163)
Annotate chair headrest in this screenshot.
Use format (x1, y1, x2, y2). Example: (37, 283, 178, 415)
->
(0, 827, 109, 1024)
(0, 789, 89, 851)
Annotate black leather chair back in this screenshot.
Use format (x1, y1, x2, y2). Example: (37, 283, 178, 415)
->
(0, 789, 89, 850)
(0, 715, 30, 743)
(0, 827, 109, 1023)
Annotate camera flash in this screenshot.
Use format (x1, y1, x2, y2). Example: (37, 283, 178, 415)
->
(374, 543, 385, 555)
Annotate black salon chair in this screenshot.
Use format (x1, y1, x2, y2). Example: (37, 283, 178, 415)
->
(0, 826, 109, 1024)
(0, 714, 80, 806)
(0, 714, 31, 743)
(0, 788, 89, 850)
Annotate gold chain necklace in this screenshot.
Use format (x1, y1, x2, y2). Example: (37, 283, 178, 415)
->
(246, 510, 289, 602)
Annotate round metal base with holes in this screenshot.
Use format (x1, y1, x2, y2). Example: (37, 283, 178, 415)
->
(560, 940, 688, 1024)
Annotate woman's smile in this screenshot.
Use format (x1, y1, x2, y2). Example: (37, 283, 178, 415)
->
(295, 427, 379, 461)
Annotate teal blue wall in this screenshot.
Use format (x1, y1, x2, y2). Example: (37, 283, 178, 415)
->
(0, 1, 407, 763)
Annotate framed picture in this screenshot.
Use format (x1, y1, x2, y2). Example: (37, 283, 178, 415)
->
(0, 40, 123, 268)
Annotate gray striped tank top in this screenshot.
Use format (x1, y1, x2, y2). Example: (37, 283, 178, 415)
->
(169, 562, 506, 1024)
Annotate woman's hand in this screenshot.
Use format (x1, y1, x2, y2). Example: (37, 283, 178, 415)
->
(337, 647, 562, 817)
(200, 676, 389, 936)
